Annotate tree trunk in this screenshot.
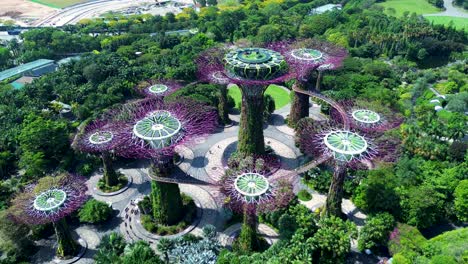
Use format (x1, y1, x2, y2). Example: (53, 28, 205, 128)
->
(315, 70, 323, 92)
(53, 218, 79, 259)
(324, 165, 346, 218)
(238, 84, 265, 156)
(150, 158, 184, 225)
(102, 152, 119, 186)
(288, 80, 309, 126)
(218, 85, 231, 125)
(237, 206, 259, 253)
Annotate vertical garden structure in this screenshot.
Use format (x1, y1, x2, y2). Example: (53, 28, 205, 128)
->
(198, 46, 292, 155)
(269, 39, 347, 126)
(134, 79, 182, 99)
(107, 98, 218, 225)
(298, 120, 380, 217)
(224, 48, 289, 155)
(74, 120, 125, 187)
(221, 157, 293, 252)
(9, 174, 87, 259)
(197, 48, 232, 125)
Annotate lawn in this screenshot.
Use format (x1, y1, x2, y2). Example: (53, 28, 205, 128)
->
(377, 0, 441, 16)
(228, 84, 290, 110)
(29, 0, 89, 8)
(425, 16, 468, 31)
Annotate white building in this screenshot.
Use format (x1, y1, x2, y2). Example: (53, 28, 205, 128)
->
(310, 4, 342, 15)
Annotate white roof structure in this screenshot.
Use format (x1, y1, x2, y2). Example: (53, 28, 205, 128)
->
(310, 4, 342, 15)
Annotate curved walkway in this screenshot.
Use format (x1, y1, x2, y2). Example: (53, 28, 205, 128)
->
(120, 184, 222, 246)
(292, 83, 351, 129)
(424, 0, 468, 17)
(219, 223, 279, 246)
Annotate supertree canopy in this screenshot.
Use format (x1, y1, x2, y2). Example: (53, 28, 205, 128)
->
(199, 45, 292, 155)
(220, 156, 293, 252)
(73, 120, 126, 187)
(332, 101, 404, 133)
(134, 79, 182, 98)
(268, 39, 347, 126)
(224, 48, 287, 81)
(102, 98, 218, 225)
(105, 98, 218, 159)
(297, 119, 383, 217)
(9, 174, 87, 258)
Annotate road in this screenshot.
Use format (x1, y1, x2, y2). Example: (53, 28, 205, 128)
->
(35, 0, 181, 27)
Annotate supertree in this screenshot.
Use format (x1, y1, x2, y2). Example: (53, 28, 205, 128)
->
(104, 98, 218, 225)
(268, 39, 347, 126)
(9, 173, 87, 259)
(296, 119, 399, 217)
(73, 119, 126, 187)
(198, 46, 293, 156)
(331, 100, 404, 134)
(197, 48, 232, 125)
(134, 79, 182, 98)
(220, 156, 294, 252)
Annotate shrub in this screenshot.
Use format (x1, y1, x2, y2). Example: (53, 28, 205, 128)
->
(297, 189, 312, 201)
(388, 223, 426, 259)
(358, 212, 395, 251)
(278, 214, 297, 240)
(430, 255, 457, 264)
(454, 180, 468, 222)
(79, 199, 113, 224)
(304, 167, 331, 193)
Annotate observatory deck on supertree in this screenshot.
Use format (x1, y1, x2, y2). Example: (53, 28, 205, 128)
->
(224, 48, 287, 81)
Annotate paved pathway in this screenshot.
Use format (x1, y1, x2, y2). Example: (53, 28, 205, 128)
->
(219, 223, 279, 246)
(424, 0, 468, 17)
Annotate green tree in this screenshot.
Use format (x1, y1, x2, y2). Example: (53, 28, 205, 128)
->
(94, 232, 126, 264)
(122, 241, 162, 263)
(78, 199, 113, 224)
(454, 180, 468, 222)
(310, 216, 357, 264)
(358, 212, 395, 251)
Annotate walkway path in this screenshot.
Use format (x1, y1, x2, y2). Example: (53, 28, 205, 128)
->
(424, 0, 468, 17)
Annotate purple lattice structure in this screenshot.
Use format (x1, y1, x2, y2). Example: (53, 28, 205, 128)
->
(103, 98, 218, 160)
(73, 119, 126, 154)
(330, 100, 404, 134)
(134, 79, 182, 98)
(297, 119, 399, 166)
(196, 46, 295, 87)
(10, 174, 88, 225)
(267, 39, 347, 80)
(220, 157, 294, 215)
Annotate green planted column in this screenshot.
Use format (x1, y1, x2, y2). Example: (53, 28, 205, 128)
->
(150, 158, 184, 225)
(238, 84, 265, 156)
(288, 81, 309, 127)
(218, 85, 231, 125)
(324, 164, 346, 218)
(102, 152, 118, 187)
(236, 207, 259, 254)
(54, 218, 79, 259)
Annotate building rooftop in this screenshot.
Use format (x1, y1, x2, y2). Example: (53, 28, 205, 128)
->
(310, 4, 342, 15)
(0, 59, 55, 81)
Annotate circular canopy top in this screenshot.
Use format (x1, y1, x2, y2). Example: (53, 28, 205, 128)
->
(291, 48, 324, 62)
(33, 189, 67, 212)
(224, 48, 286, 80)
(352, 109, 381, 124)
(148, 84, 169, 94)
(89, 131, 114, 145)
(133, 111, 182, 144)
(234, 172, 269, 197)
(324, 131, 368, 161)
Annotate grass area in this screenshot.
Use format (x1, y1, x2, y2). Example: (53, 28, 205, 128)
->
(29, 0, 88, 8)
(377, 0, 441, 16)
(228, 84, 290, 110)
(425, 16, 468, 31)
